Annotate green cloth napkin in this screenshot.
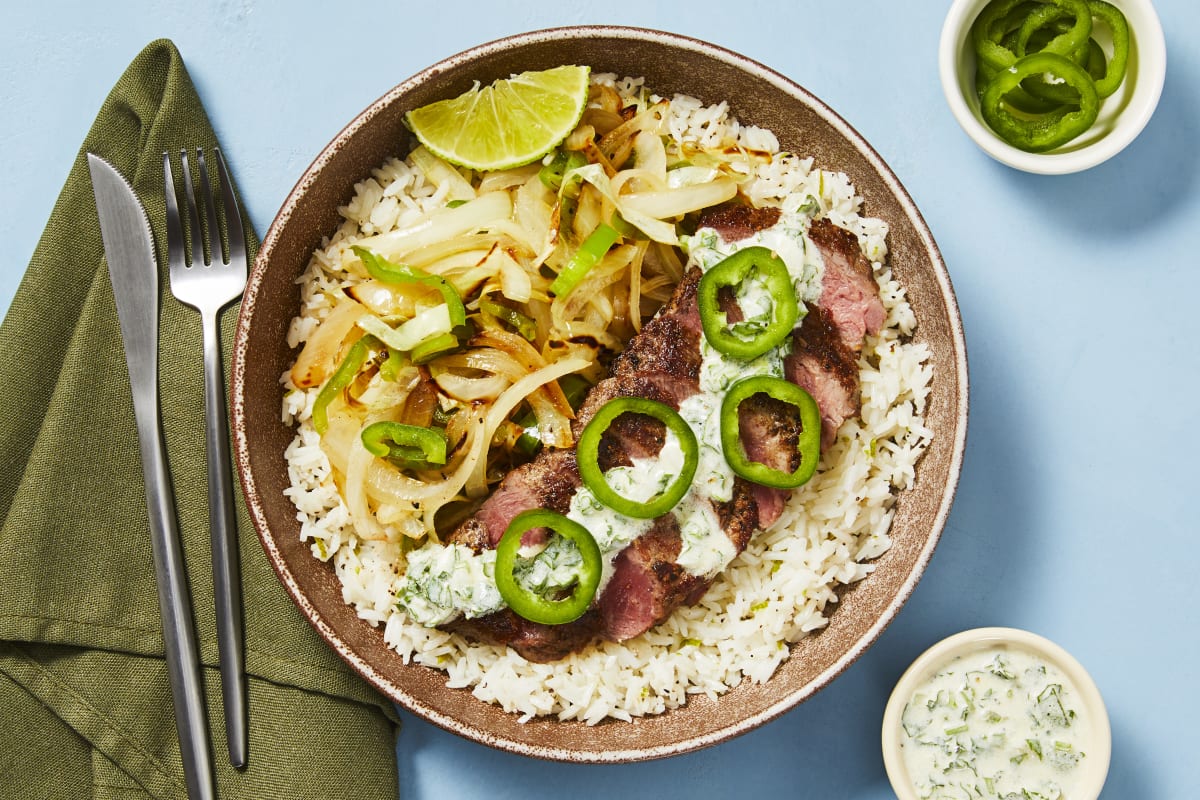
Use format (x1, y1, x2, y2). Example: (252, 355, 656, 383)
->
(0, 39, 400, 799)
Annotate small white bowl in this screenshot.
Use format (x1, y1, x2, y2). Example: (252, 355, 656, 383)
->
(939, 0, 1167, 174)
(882, 627, 1111, 799)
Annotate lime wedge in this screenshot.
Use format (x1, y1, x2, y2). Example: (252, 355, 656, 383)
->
(405, 65, 590, 172)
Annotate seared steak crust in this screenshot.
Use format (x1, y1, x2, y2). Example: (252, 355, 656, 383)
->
(594, 411, 665, 471)
(697, 203, 782, 243)
(599, 516, 699, 641)
(738, 393, 802, 475)
(606, 268, 703, 383)
(736, 393, 803, 529)
(446, 608, 603, 663)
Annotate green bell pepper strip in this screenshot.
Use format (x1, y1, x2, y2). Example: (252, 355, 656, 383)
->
(479, 297, 538, 341)
(410, 332, 460, 364)
(1087, 0, 1129, 97)
(352, 245, 467, 328)
(494, 509, 602, 625)
(973, 0, 1090, 68)
(993, 25, 1106, 109)
(550, 222, 621, 297)
(608, 212, 645, 241)
(980, 26, 1068, 112)
(312, 334, 377, 435)
(379, 346, 408, 382)
(981, 52, 1100, 152)
(1083, 37, 1107, 81)
(719, 376, 821, 489)
(1016, 13, 1092, 63)
(360, 421, 448, 468)
(697, 246, 799, 361)
(538, 149, 588, 192)
(576, 397, 699, 519)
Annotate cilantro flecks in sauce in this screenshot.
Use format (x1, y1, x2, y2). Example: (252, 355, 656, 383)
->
(899, 646, 1089, 800)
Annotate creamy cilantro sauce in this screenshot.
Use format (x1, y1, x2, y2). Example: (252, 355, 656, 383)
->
(394, 543, 502, 626)
(900, 647, 1090, 800)
(396, 206, 826, 628)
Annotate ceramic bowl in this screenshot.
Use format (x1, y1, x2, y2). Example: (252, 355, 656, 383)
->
(882, 627, 1111, 798)
(939, 0, 1167, 174)
(231, 25, 969, 762)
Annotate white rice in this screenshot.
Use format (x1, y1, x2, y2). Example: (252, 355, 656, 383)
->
(280, 76, 934, 724)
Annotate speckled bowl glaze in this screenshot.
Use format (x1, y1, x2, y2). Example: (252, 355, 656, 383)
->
(231, 26, 969, 762)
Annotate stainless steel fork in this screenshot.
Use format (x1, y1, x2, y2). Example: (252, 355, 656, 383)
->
(164, 147, 248, 769)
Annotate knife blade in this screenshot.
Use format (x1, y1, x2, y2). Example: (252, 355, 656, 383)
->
(88, 153, 217, 800)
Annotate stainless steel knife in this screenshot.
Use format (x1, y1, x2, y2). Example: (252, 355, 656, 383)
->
(88, 153, 217, 800)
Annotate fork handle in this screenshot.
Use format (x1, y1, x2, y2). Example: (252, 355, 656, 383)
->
(202, 309, 248, 768)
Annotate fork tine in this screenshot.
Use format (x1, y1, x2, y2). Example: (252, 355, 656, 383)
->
(196, 149, 224, 266)
(212, 148, 246, 270)
(163, 153, 186, 271)
(180, 150, 206, 267)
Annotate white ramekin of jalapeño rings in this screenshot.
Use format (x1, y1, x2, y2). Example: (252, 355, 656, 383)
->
(940, 0, 1166, 173)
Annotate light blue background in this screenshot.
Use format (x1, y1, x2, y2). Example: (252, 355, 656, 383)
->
(3, 1, 1196, 797)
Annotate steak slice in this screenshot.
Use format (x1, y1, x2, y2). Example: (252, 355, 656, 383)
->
(736, 392, 802, 529)
(598, 515, 701, 640)
(692, 207, 884, 351)
(784, 305, 862, 450)
(606, 267, 703, 383)
(808, 218, 885, 351)
(449, 448, 580, 550)
(444, 450, 603, 661)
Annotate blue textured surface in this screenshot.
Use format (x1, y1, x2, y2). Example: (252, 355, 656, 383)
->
(3, 2, 1196, 797)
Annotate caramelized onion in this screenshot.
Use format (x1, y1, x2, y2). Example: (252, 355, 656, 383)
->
(290, 301, 366, 389)
(465, 356, 590, 496)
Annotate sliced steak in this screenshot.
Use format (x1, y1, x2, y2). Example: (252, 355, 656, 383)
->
(736, 393, 802, 529)
(449, 448, 580, 550)
(808, 218, 885, 351)
(600, 479, 759, 640)
(607, 267, 704, 383)
(575, 369, 696, 429)
(592, 410, 665, 471)
(446, 608, 603, 663)
(737, 393, 801, 475)
(445, 448, 601, 661)
(571, 266, 704, 470)
(785, 305, 861, 450)
(437, 214, 883, 663)
(696, 203, 781, 242)
(599, 516, 700, 640)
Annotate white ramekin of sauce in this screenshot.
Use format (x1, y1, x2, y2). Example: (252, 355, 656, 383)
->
(882, 627, 1111, 799)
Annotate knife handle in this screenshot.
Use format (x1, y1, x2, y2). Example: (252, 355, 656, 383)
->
(132, 392, 218, 800)
(201, 309, 247, 768)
